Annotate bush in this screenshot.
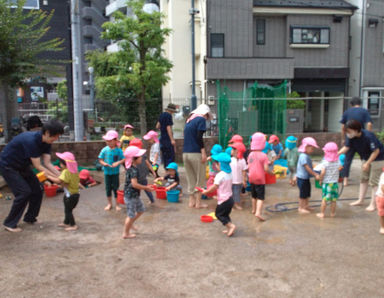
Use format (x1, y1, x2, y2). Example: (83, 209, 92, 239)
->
(287, 91, 305, 109)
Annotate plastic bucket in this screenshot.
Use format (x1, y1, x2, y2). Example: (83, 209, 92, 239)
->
(155, 186, 167, 200)
(265, 173, 276, 184)
(166, 190, 180, 203)
(117, 190, 125, 205)
(200, 215, 213, 223)
(44, 185, 58, 197)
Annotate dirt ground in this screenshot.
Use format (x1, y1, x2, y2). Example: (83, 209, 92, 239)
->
(1, 160, 383, 298)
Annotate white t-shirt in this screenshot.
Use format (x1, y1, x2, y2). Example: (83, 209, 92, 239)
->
(230, 157, 247, 185)
(214, 171, 233, 205)
(150, 143, 161, 165)
(376, 173, 384, 197)
(318, 160, 340, 184)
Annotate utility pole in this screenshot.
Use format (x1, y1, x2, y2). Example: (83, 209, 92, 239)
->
(71, 0, 84, 141)
(190, 0, 199, 110)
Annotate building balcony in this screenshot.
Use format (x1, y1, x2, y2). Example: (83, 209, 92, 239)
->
(206, 57, 294, 80)
(82, 6, 106, 27)
(106, 0, 128, 17)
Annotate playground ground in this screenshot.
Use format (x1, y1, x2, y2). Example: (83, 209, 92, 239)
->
(0, 159, 383, 297)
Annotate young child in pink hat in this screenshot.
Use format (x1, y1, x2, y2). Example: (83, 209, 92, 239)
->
(143, 130, 161, 178)
(47, 152, 80, 231)
(316, 142, 341, 218)
(122, 146, 154, 239)
(296, 137, 320, 214)
(120, 124, 135, 152)
(98, 130, 125, 211)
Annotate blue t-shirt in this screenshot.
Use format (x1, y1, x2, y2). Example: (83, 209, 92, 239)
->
(98, 146, 124, 175)
(183, 117, 206, 153)
(340, 107, 372, 129)
(0, 131, 51, 170)
(296, 153, 313, 180)
(345, 130, 384, 161)
(272, 143, 284, 157)
(158, 112, 173, 145)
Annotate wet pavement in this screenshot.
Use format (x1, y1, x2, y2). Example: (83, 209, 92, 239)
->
(0, 160, 383, 297)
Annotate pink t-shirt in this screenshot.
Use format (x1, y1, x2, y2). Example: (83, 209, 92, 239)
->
(230, 157, 247, 185)
(247, 151, 269, 185)
(214, 171, 233, 205)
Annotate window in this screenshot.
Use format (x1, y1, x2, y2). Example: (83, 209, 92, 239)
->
(368, 91, 380, 116)
(290, 27, 330, 44)
(84, 18, 92, 26)
(83, 0, 91, 7)
(210, 33, 224, 58)
(256, 19, 266, 45)
(84, 36, 93, 44)
(9, 0, 39, 9)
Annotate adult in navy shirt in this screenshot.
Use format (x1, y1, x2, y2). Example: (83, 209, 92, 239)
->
(0, 120, 64, 232)
(156, 103, 177, 168)
(340, 96, 372, 186)
(183, 104, 212, 209)
(339, 120, 384, 211)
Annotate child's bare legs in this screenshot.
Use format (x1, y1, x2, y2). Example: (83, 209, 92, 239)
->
(255, 199, 265, 221)
(122, 212, 143, 239)
(343, 177, 348, 186)
(195, 192, 208, 209)
(298, 198, 310, 214)
(115, 198, 122, 211)
(65, 225, 78, 231)
(234, 203, 243, 210)
(379, 216, 384, 234)
(330, 201, 337, 217)
(350, 182, 368, 206)
(316, 200, 327, 218)
(366, 186, 377, 212)
(251, 198, 256, 214)
(104, 196, 113, 210)
(226, 222, 236, 237)
(188, 194, 196, 208)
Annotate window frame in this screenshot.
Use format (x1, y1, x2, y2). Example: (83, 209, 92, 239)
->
(290, 26, 330, 45)
(256, 18, 266, 45)
(210, 33, 225, 58)
(9, 0, 40, 9)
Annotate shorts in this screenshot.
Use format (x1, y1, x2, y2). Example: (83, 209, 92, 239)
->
(105, 174, 119, 198)
(322, 182, 339, 202)
(124, 196, 145, 218)
(297, 178, 311, 199)
(251, 184, 265, 200)
(215, 197, 234, 225)
(360, 160, 384, 187)
(232, 184, 242, 203)
(376, 196, 384, 217)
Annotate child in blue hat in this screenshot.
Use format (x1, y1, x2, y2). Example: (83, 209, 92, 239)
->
(203, 152, 236, 237)
(155, 162, 182, 194)
(283, 136, 300, 186)
(206, 144, 223, 196)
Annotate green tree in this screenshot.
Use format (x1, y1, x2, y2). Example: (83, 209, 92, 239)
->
(87, 0, 172, 135)
(0, 0, 63, 140)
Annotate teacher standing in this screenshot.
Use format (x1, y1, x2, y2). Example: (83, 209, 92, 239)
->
(183, 104, 212, 209)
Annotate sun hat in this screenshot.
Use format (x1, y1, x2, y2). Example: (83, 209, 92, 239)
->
(102, 130, 120, 146)
(225, 147, 232, 156)
(268, 135, 279, 144)
(212, 152, 232, 174)
(56, 152, 78, 174)
(166, 162, 178, 172)
(298, 137, 319, 153)
(123, 146, 146, 169)
(285, 136, 297, 150)
(191, 104, 213, 120)
(210, 144, 223, 156)
(79, 169, 90, 180)
(143, 130, 159, 143)
(323, 142, 339, 162)
(124, 124, 134, 130)
(130, 138, 143, 149)
(166, 103, 178, 113)
(229, 134, 243, 144)
(251, 132, 266, 151)
(230, 142, 246, 159)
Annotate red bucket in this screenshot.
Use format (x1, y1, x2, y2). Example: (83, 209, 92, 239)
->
(265, 173, 276, 185)
(44, 185, 58, 197)
(155, 186, 167, 200)
(117, 190, 125, 205)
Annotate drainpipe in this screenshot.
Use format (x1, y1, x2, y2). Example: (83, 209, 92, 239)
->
(359, 0, 367, 103)
(190, 0, 199, 110)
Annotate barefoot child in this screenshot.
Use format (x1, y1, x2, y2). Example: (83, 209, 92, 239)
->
(155, 162, 182, 194)
(206, 144, 223, 197)
(248, 132, 273, 221)
(122, 146, 154, 239)
(229, 142, 247, 210)
(203, 152, 236, 237)
(316, 142, 341, 218)
(46, 152, 80, 231)
(143, 130, 161, 178)
(120, 124, 135, 152)
(98, 130, 125, 211)
(297, 137, 320, 214)
(79, 169, 97, 188)
(269, 135, 284, 160)
(284, 136, 300, 186)
(376, 169, 384, 234)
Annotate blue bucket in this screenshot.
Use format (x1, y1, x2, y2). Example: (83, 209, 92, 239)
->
(166, 190, 180, 203)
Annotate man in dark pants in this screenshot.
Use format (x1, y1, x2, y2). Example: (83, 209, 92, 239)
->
(0, 120, 64, 232)
(340, 96, 372, 186)
(156, 103, 177, 168)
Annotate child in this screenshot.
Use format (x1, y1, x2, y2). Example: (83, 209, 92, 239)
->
(130, 138, 157, 204)
(375, 168, 384, 234)
(155, 162, 182, 193)
(228, 134, 243, 144)
(120, 124, 135, 152)
(316, 142, 341, 218)
(203, 152, 236, 237)
(263, 141, 276, 172)
(229, 142, 247, 210)
(98, 130, 125, 211)
(207, 144, 222, 195)
(296, 137, 320, 214)
(122, 146, 154, 239)
(248, 132, 273, 221)
(283, 136, 300, 186)
(269, 135, 284, 159)
(79, 169, 97, 188)
(46, 152, 80, 231)
(143, 130, 161, 178)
